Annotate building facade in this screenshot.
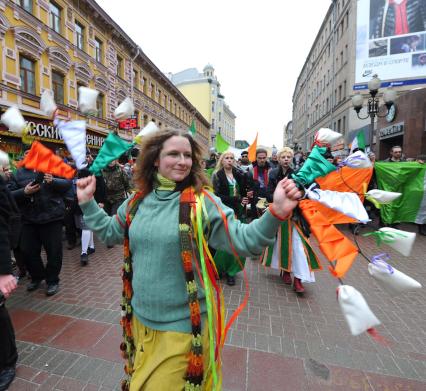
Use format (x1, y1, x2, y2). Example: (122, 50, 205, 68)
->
(0, 0, 210, 158)
(170, 64, 236, 147)
(291, 0, 425, 155)
(376, 88, 426, 160)
(284, 120, 293, 148)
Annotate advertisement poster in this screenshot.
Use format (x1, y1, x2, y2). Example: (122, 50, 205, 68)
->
(355, 0, 426, 87)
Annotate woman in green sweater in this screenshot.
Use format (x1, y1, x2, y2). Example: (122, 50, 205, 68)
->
(76, 129, 302, 391)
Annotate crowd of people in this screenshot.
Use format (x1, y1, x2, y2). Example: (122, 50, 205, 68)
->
(0, 133, 425, 390)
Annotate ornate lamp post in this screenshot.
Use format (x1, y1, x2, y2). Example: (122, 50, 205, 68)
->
(351, 75, 397, 152)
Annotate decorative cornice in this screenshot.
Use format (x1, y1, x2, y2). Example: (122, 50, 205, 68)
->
(47, 29, 69, 51)
(95, 75, 109, 92)
(75, 62, 94, 84)
(11, 25, 47, 58)
(11, 2, 43, 31)
(48, 46, 72, 73)
(0, 10, 10, 38)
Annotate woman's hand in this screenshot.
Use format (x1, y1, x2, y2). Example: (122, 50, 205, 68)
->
(77, 175, 97, 204)
(272, 178, 302, 218)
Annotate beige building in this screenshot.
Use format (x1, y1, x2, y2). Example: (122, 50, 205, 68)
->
(0, 0, 210, 158)
(291, 0, 422, 155)
(170, 65, 236, 147)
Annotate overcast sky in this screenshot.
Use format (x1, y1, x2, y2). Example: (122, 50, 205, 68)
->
(96, 0, 332, 148)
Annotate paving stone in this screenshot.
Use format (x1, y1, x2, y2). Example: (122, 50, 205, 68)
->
(8, 232, 426, 390)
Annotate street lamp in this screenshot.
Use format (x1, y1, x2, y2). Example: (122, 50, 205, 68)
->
(351, 75, 397, 152)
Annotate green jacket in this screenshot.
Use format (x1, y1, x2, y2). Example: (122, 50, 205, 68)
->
(80, 189, 281, 333)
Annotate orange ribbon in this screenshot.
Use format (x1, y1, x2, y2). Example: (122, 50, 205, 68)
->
(299, 200, 358, 278)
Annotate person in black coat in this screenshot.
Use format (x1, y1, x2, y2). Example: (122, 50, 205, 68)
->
(8, 167, 71, 296)
(212, 152, 249, 285)
(0, 176, 18, 391)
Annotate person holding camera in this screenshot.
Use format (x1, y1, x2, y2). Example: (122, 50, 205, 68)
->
(8, 165, 71, 296)
(0, 175, 18, 390)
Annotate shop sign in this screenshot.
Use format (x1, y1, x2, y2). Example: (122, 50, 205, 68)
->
(25, 119, 105, 147)
(118, 116, 138, 130)
(379, 122, 404, 140)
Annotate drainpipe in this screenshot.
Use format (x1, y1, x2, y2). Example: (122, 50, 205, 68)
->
(130, 46, 141, 97)
(129, 46, 141, 137)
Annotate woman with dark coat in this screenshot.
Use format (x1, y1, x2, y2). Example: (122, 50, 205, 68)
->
(212, 151, 249, 285)
(0, 175, 18, 391)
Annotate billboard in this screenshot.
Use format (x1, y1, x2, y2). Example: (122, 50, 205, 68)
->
(355, 0, 426, 87)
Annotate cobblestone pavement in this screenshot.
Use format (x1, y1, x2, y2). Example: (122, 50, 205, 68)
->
(5, 223, 426, 390)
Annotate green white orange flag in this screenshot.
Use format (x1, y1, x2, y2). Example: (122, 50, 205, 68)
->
(350, 131, 366, 153)
(375, 162, 426, 224)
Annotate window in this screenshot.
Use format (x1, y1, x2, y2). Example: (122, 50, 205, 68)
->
(94, 38, 102, 63)
(116, 55, 123, 78)
(20, 56, 35, 94)
(142, 77, 147, 95)
(342, 116, 346, 133)
(96, 93, 104, 118)
(340, 51, 344, 67)
(211, 101, 215, 112)
(75, 22, 84, 50)
(338, 119, 341, 132)
(20, 0, 33, 13)
(49, 2, 61, 33)
(343, 80, 347, 99)
(338, 85, 342, 102)
(52, 71, 64, 104)
(133, 69, 139, 89)
(211, 119, 215, 129)
(150, 83, 155, 100)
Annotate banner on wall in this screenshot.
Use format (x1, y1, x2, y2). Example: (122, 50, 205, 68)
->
(355, 0, 426, 88)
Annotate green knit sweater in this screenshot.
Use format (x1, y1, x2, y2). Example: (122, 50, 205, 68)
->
(80, 188, 281, 333)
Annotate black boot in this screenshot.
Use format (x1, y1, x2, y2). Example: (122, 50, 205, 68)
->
(0, 367, 15, 391)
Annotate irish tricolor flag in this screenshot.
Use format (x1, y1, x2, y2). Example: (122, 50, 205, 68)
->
(375, 162, 426, 224)
(350, 131, 366, 153)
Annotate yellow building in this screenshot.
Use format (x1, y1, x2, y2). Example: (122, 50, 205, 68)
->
(0, 0, 210, 157)
(170, 64, 236, 147)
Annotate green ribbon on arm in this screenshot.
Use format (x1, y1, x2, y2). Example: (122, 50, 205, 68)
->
(362, 230, 408, 247)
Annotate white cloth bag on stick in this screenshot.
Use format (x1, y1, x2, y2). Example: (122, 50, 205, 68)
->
(366, 189, 401, 204)
(343, 150, 372, 168)
(54, 118, 87, 169)
(114, 97, 134, 120)
(379, 227, 416, 257)
(40, 90, 57, 118)
(134, 121, 159, 144)
(368, 262, 422, 297)
(337, 285, 381, 336)
(315, 128, 342, 146)
(78, 87, 99, 115)
(1, 106, 26, 134)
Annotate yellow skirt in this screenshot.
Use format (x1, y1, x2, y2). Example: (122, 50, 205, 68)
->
(130, 316, 211, 391)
